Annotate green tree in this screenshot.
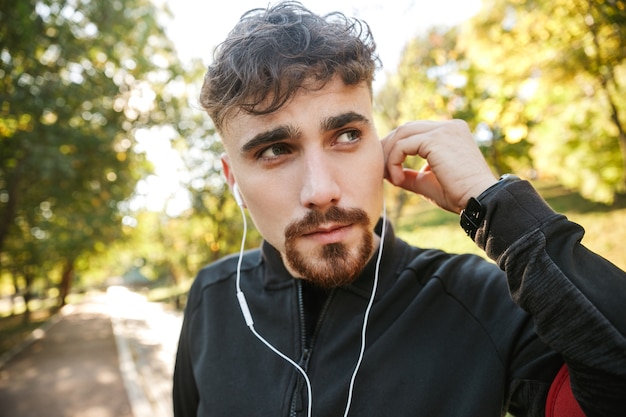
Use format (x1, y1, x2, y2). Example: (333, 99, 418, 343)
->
(0, 0, 184, 309)
(468, 0, 626, 203)
(99, 58, 261, 296)
(172, 61, 263, 268)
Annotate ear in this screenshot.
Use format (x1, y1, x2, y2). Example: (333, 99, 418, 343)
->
(221, 153, 236, 189)
(221, 153, 245, 207)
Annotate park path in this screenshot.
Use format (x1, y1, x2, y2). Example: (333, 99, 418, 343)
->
(0, 287, 183, 417)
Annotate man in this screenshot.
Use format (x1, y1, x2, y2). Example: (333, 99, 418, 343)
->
(173, 2, 626, 416)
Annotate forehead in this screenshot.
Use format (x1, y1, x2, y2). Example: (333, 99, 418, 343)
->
(220, 78, 373, 151)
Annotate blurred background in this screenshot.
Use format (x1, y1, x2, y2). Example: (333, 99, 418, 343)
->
(1, 0, 625, 400)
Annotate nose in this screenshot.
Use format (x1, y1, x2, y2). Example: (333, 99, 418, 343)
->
(299, 150, 341, 210)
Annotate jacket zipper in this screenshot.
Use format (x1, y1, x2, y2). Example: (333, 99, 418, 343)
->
(289, 280, 309, 417)
(289, 280, 335, 417)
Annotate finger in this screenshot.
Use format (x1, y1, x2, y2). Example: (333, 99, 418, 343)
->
(385, 167, 447, 207)
(384, 149, 410, 186)
(411, 169, 448, 210)
(386, 170, 413, 192)
(381, 120, 442, 160)
(384, 135, 428, 186)
(381, 128, 400, 165)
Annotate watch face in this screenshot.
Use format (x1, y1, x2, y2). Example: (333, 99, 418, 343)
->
(460, 197, 484, 239)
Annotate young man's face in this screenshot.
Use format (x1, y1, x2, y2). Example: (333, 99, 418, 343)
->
(221, 76, 385, 287)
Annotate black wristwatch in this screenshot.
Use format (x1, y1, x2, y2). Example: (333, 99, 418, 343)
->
(460, 174, 520, 239)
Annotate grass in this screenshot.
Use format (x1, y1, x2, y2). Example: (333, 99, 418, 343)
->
(394, 181, 626, 270)
(0, 293, 85, 358)
(0, 307, 60, 358)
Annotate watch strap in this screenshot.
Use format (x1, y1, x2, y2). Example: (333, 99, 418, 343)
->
(460, 174, 520, 239)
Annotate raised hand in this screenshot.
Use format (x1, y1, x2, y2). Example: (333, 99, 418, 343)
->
(382, 120, 498, 214)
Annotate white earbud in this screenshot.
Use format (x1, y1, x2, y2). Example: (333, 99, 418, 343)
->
(233, 183, 244, 207)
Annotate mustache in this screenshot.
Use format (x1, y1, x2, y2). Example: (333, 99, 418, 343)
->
(284, 206, 370, 241)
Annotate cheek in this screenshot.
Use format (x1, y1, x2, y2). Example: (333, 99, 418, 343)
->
(241, 181, 294, 248)
(362, 145, 386, 212)
(342, 150, 385, 219)
(347, 144, 385, 192)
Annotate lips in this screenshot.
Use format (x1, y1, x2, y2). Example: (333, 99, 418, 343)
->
(302, 223, 352, 244)
(303, 223, 350, 236)
(284, 206, 370, 247)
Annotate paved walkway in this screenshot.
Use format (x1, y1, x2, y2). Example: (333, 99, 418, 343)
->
(0, 288, 182, 417)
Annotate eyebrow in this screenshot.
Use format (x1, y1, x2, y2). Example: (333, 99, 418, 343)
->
(321, 111, 370, 132)
(240, 111, 370, 155)
(241, 125, 301, 154)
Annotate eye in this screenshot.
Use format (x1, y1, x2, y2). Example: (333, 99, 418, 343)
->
(258, 143, 291, 159)
(335, 129, 361, 144)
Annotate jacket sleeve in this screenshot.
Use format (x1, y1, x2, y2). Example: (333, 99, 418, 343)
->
(474, 179, 626, 417)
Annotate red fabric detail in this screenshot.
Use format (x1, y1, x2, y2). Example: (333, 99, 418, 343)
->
(545, 364, 586, 417)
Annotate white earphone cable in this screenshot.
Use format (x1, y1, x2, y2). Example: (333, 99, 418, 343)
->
(342, 197, 386, 417)
(235, 197, 313, 417)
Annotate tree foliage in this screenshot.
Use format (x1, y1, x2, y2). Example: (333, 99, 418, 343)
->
(0, 0, 184, 309)
(174, 58, 261, 274)
(378, 0, 626, 204)
(467, 0, 626, 202)
(93, 58, 262, 295)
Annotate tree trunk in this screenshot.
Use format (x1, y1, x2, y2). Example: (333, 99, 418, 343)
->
(583, 2, 626, 192)
(598, 80, 626, 193)
(393, 190, 409, 222)
(10, 271, 20, 317)
(58, 259, 75, 307)
(0, 168, 21, 255)
(21, 272, 33, 325)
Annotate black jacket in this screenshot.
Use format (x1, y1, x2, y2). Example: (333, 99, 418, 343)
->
(173, 180, 626, 417)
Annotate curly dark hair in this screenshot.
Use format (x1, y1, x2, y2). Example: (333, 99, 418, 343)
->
(200, 1, 381, 133)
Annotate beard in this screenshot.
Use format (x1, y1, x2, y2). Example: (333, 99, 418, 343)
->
(283, 206, 373, 288)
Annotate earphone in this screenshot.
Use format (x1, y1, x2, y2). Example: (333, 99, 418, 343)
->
(232, 182, 244, 207)
(233, 182, 387, 417)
